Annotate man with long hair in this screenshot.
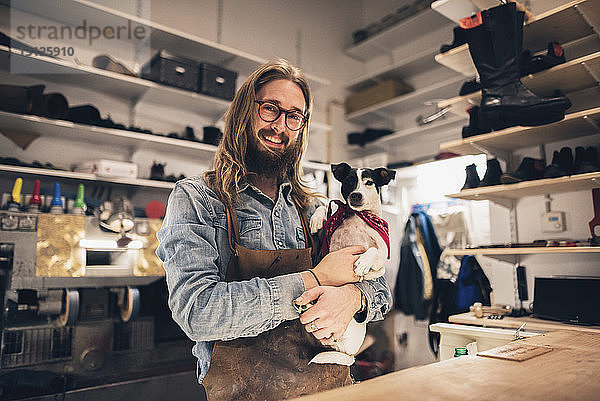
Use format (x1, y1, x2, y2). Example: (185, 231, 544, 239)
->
(157, 59, 391, 400)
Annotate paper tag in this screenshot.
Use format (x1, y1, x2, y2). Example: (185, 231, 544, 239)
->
(460, 12, 483, 29)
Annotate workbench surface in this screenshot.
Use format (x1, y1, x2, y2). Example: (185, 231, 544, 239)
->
(292, 329, 600, 401)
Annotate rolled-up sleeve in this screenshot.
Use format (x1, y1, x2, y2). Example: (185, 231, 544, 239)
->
(354, 276, 392, 323)
(156, 182, 305, 342)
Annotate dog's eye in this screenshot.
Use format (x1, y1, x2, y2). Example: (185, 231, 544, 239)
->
(365, 180, 374, 186)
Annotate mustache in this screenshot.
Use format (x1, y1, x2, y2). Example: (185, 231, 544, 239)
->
(258, 128, 288, 144)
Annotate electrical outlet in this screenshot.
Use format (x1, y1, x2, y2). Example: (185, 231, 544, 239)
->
(540, 211, 566, 233)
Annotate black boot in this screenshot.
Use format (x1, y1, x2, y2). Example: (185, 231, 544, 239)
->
(575, 146, 600, 174)
(462, 163, 481, 190)
(481, 158, 502, 187)
(463, 3, 571, 129)
(501, 157, 545, 184)
(544, 150, 568, 178)
(462, 106, 491, 138)
(440, 26, 466, 53)
(524, 41, 566, 76)
(0, 84, 44, 114)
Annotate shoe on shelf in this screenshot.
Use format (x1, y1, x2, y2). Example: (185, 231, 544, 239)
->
(480, 158, 503, 187)
(462, 3, 571, 129)
(521, 41, 566, 76)
(461, 106, 491, 138)
(574, 146, 600, 174)
(459, 79, 481, 96)
(440, 26, 466, 54)
(501, 157, 545, 184)
(462, 163, 481, 190)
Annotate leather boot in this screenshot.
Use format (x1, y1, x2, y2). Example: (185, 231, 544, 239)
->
(501, 157, 545, 184)
(440, 26, 466, 53)
(462, 106, 491, 138)
(0, 84, 44, 114)
(462, 3, 571, 129)
(575, 146, 600, 174)
(462, 163, 481, 190)
(544, 150, 567, 178)
(480, 158, 502, 187)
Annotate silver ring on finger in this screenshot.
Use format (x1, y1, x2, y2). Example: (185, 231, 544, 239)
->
(310, 322, 318, 332)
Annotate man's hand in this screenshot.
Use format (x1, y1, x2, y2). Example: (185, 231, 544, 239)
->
(295, 284, 362, 346)
(312, 245, 365, 286)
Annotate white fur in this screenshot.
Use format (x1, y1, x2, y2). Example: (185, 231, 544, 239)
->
(308, 170, 389, 365)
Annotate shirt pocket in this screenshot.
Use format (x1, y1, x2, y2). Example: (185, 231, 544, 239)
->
(239, 218, 262, 249)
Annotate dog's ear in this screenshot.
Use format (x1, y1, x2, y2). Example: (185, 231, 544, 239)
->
(373, 168, 396, 187)
(331, 163, 351, 182)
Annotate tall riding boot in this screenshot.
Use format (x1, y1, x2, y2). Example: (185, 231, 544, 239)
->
(462, 3, 571, 129)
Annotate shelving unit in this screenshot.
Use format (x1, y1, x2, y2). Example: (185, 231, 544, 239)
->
(446, 172, 600, 204)
(435, 0, 599, 77)
(343, 9, 452, 63)
(438, 52, 600, 116)
(1, 0, 332, 89)
(445, 246, 600, 256)
(345, 74, 464, 126)
(0, 164, 176, 189)
(439, 107, 600, 156)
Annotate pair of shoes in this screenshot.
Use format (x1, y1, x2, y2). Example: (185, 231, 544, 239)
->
(545, 146, 600, 177)
(347, 128, 393, 146)
(461, 159, 502, 190)
(501, 157, 545, 184)
(462, 3, 571, 129)
(520, 42, 566, 76)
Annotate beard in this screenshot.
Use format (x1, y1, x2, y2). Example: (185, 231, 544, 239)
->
(245, 128, 299, 178)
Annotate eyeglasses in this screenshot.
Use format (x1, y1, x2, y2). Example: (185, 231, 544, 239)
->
(255, 100, 308, 131)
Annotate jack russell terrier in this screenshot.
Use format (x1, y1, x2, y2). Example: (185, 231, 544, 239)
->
(296, 162, 395, 366)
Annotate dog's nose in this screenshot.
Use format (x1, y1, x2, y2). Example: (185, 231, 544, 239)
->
(349, 192, 362, 206)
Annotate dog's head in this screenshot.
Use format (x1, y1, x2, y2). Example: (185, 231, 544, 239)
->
(331, 163, 396, 213)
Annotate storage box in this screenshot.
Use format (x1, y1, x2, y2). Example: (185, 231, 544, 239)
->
(142, 50, 199, 92)
(75, 160, 138, 179)
(344, 80, 413, 115)
(198, 63, 238, 100)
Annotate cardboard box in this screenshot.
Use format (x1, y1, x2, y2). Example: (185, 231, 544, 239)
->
(345, 80, 413, 115)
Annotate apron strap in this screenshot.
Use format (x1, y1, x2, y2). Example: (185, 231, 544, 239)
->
(225, 205, 241, 255)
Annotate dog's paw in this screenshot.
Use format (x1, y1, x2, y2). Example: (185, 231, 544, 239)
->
(353, 247, 378, 277)
(309, 205, 327, 234)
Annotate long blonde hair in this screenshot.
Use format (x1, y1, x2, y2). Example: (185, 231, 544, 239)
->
(204, 59, 318, 209)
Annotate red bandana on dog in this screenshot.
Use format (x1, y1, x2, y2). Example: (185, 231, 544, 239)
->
(320, 199, 391, 259)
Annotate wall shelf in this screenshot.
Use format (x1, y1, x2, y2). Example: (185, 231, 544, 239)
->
(439, 107, 600, 156)
(434, 0, 598, 77)
(444, 246, 600, 262)
(446, 171, 600, 203)
(0, 0, 331, 89)
(376, 113, 466, 145)
(343, 9, 453, 63)
(0, 111, 218, 158)
(438, 52, 600, 116)
(0, 45, 232, 121)
(345, 74, 464, 126)
(0, 164, 176, 189)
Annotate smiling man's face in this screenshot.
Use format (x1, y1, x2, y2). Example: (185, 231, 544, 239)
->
(246, 79, 306, 176)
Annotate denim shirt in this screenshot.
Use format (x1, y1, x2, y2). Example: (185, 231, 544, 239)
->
(156, 176, 392, 383)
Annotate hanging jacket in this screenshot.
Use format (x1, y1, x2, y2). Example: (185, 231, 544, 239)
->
(394, 212, 442, 320)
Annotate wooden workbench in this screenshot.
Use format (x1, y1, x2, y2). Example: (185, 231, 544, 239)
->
(291, 329, 600, 400)
(448, 312, 600, 333)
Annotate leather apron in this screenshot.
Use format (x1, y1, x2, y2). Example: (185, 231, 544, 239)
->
(202, 203, 351, 400)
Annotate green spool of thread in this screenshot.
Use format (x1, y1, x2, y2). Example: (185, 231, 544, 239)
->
(454, 347, 468, 357)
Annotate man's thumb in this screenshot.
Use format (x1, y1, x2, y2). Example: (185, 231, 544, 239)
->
(295, 286, 326, 305)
